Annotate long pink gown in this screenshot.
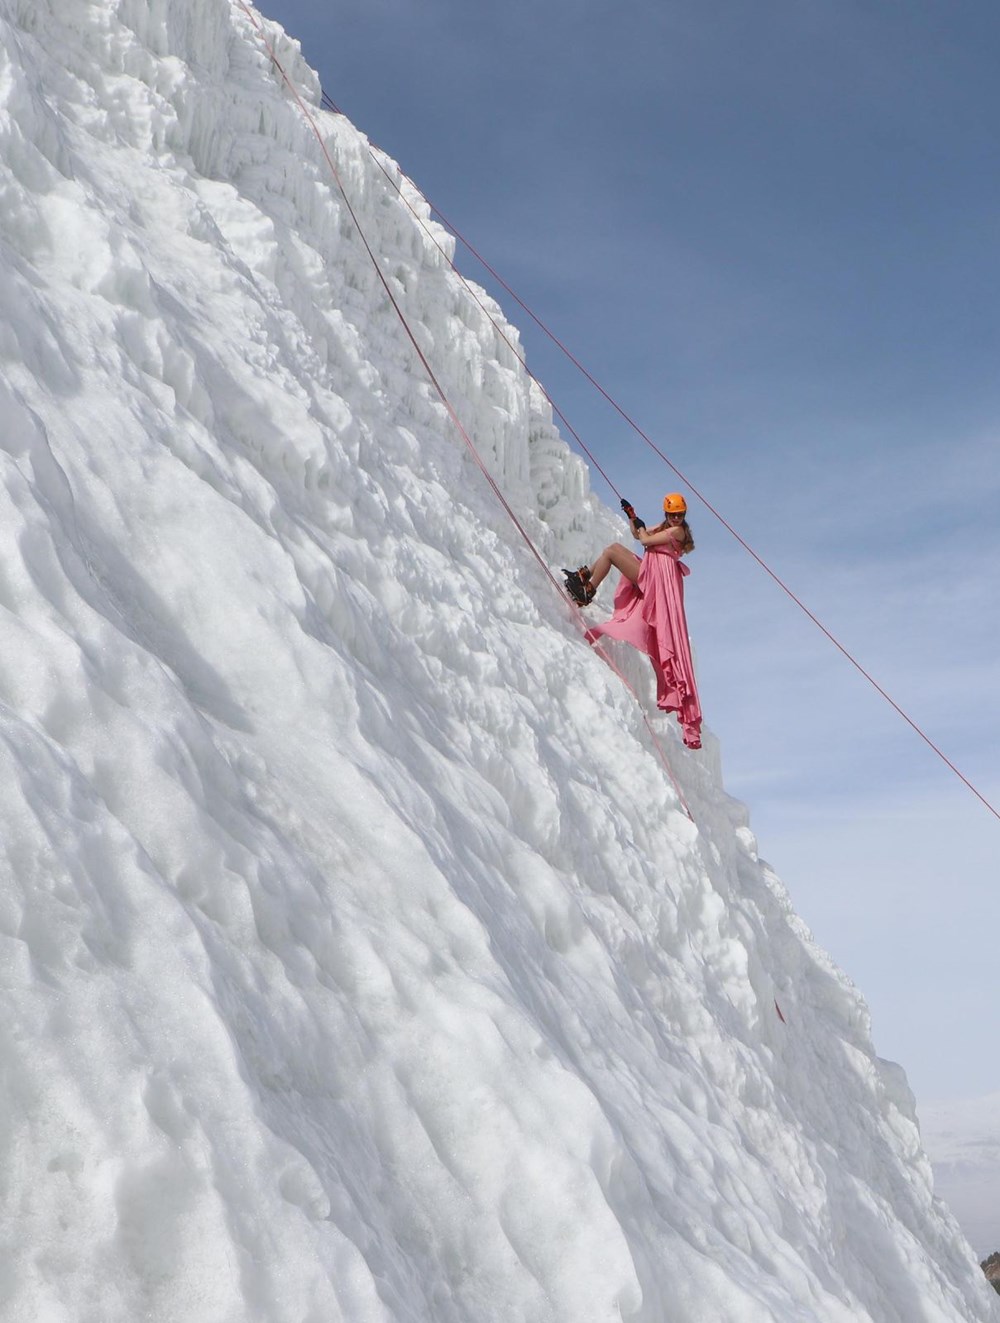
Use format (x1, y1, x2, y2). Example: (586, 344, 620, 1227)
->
(586, 544, 703, 749)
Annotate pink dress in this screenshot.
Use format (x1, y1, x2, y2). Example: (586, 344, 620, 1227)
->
(586, 544, 703, 749)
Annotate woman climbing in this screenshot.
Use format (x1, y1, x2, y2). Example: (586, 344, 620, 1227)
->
(563, 493, 703, 749)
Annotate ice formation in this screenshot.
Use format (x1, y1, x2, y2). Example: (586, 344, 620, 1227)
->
(0, 1, 994, 1319)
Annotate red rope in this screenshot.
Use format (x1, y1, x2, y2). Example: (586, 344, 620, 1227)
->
(317, 90, 1000, 826)
(318, 95, 622, 500)
(234, 3, 693, 818)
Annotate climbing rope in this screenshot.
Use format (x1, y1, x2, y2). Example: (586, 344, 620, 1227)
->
(316, 87, 1000, 827)
(317, 93, 622, 502)
(233, 2, 694, 819)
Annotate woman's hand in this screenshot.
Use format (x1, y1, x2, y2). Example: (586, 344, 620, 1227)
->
(620, 498, 646, 530)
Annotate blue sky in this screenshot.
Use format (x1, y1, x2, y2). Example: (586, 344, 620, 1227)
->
(260, 0, 1000, 1110)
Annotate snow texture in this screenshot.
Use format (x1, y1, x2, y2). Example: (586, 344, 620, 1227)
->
(0, 1, 994, 1319)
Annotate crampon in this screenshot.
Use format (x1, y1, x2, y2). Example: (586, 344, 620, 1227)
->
(562, 567, 595, 606)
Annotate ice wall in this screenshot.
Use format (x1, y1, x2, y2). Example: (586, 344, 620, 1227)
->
(0, 1, 994, 1320)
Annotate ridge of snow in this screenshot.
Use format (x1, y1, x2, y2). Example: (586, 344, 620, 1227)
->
(0, 1, 994, 1319)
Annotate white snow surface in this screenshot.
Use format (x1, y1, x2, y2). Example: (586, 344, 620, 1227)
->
(0, 2, 994, 1320)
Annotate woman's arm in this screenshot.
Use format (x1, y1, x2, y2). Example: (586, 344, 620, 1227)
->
(636, 523, 684, 548)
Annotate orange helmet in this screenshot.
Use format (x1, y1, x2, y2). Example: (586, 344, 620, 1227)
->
(663, 493, 687, 514)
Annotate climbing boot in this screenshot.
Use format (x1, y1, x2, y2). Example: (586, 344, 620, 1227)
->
(563, 567, 595, 606)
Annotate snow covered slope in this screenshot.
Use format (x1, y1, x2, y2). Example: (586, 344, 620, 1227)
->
(0, 2, 994, 1319)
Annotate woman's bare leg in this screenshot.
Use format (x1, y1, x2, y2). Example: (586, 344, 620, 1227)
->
(588, 543, 641, 591)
